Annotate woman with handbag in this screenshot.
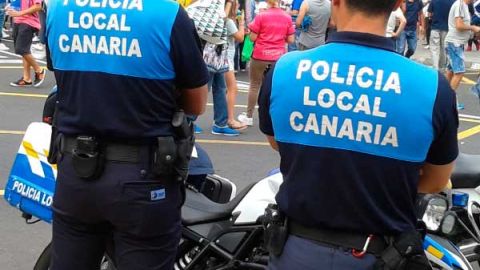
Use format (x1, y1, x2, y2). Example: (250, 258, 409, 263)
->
(237, 0, 295, 126)
(190, 0, 242, 136)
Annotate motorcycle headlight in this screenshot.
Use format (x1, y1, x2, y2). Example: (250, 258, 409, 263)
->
(421, 196, 448, 232)
(440, 212, 457, 235)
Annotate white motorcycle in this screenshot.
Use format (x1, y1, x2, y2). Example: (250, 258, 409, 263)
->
(3, 91, 478, 270)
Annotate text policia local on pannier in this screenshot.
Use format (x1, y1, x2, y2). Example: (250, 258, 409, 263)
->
(58, 0, 144, 57)
(288, 60, 402, 148)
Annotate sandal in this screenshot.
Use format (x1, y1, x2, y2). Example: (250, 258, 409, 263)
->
(228, 120, 247, 131)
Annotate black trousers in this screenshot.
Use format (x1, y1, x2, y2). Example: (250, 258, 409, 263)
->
(234, 42, 247, 70)
(50, 151, 183, 270)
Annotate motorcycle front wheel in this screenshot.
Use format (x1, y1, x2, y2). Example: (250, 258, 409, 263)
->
(33, 242, 51, 270)
(33, 242, 114, 270)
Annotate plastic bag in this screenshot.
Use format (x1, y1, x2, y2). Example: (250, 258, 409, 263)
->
(242, 34, 254, 62)
(300, 15, 312, 32)
(471, 74, 480, 98)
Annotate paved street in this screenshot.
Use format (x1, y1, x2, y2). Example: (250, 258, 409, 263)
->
(1, 39, 480, 269)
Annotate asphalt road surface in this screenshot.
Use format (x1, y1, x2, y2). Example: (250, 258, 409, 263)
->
(1, 40, 480, 269)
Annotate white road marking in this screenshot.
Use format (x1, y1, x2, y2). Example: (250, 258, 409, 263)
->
(0, 50, 47, 64)
(0, 59, 23, 64)
(459, 113, 480, 120)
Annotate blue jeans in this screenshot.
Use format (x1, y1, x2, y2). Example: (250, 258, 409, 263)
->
(446, 42, 465, 74)
(396, 31, 406, 54)
(208, 71, 228, 127)
(268, 235, 377, 270)
(0, 2, 5, 40)
(288, 28, 301, 52)
(396, 30, 417, 57)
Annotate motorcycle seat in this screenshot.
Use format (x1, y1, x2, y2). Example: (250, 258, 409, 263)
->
(182, 183, 255, 226)
(451, 153, 480, 189)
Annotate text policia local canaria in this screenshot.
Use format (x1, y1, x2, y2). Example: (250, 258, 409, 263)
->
(59, 0, 143, 57)
(291, 60, 401, 147)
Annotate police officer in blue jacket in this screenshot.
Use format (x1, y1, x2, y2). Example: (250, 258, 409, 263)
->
(45, 1, 208, 269)
(258, 0, 458, 269)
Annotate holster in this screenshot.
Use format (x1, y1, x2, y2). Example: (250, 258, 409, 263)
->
(263, 204, 289, 257)
(152, 110, 194, 183)
(374, 231, 432, 270)
(71, 136, 105, 181)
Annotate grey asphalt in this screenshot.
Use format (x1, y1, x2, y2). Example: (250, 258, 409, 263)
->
(1, 40, 480, 269)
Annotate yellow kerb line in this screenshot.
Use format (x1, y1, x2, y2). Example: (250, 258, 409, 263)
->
(458, 125, 480, 140)
(0, 130, 270, 146)
(462, 77, 477, 85)
(196, 139, 270, 146)
(0, 130, 25, 135)
(0, 66, 48, 69)
(1, 120, 480, 141)
(0, 94, 257, 108)
(459, 118, 480, 124)
(0, 92, 48, 98)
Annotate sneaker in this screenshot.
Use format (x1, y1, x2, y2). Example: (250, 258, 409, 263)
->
(424, 45, 429, 49)
(33, 69, 46, 87)
(457, 102, 465, 110)
(211, 125, 240, 136)
(194, 124, 203, 134)
(2, 30, 9, 38)
(0, 43, 8, 51)
(237, 112, 253, 126)
(10, 78, 32, 87)
(32, 36, 40, 42)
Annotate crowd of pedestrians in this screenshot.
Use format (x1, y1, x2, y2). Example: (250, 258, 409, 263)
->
(2, 0, 480, 125)
(191, 0, 480, 133)
(187, 0, 331, 136)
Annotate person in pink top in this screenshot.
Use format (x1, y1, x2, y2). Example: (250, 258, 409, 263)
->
(237, 0, 295, 126)
(6, 0, 46, 87)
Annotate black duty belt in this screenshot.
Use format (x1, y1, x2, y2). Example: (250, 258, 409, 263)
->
(62, 136, 152, 163)
(290, 221, 389, 257)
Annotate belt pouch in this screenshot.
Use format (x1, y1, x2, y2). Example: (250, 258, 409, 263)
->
(152, 136, 177, 177)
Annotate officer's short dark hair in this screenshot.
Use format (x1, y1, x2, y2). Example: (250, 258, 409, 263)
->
(346, 0, 398, 16)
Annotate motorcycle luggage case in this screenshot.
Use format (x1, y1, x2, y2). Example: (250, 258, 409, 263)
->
(3, 122, 55, 223)
(201, 174, 236, 204)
